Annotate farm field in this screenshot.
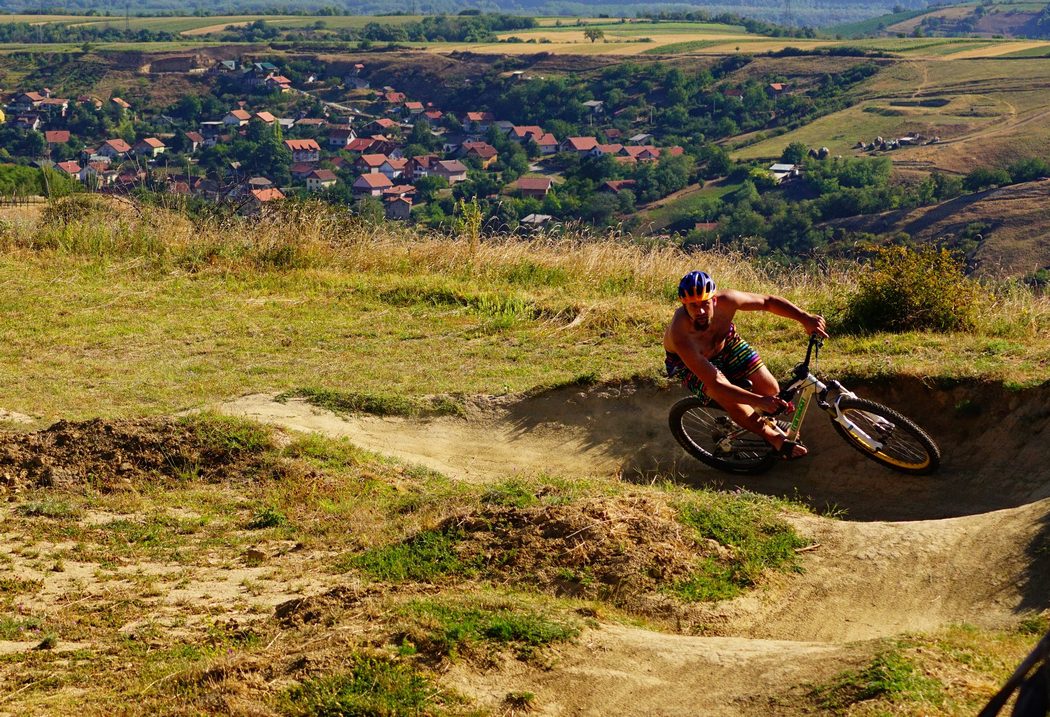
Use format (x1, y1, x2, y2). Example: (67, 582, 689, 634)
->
(735, 57, 1050, 172)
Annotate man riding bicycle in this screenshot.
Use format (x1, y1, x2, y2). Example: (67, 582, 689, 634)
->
(664, 270, 828, 459)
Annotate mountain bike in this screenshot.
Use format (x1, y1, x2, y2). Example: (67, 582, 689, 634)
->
(668, 334, 941, 475)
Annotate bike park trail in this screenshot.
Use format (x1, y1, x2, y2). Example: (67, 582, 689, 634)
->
(217, 378, 1050, 715)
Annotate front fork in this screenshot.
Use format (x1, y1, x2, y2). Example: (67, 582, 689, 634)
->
(778, 378, 887, 452)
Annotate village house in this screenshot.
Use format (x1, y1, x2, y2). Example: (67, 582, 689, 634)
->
(184, 131, 205, 153)
(223, 109, 251, 127)
(77, 95, 103, 110)
(305, 169, 338, 192)
(510, 125, 543, 143)
(403, 101, 424, 117)
(14, 115, 41, 131)
(628, 133, 653, 145)
(383, 184, 415, 200)
(79, 162, 117, 187)
(535, 133, 559, 155)
(328, 126, 357, 149)
(432, 159, 468, 185)
(44, 130, 70, 146)
(243, 187, 285, 215)
(345, 137, 376, 154)
(768, 163, 800, 183)
(421, 109, 443, 125)
(407, 154, 440, 180)
(265, 75, 292, 93)
(111, 97, 131, 112)
(461, 141, 498, 168)
(590, 143, 623, 157)
(353, 173, 393, 197)
(561, 137, 599, 154)
(382, 91, 406, 105)
(385, 196, 412, 221)
(509, 176, 553, 199)
(463, 111, 496, 133)
(284, 138, 321, 163)
(11, 92, 45, 112)
(133, 137, 167, 158)
(367, 118, 398, 134)
(582, 100, 604, 114)
(55, 161, 81, 181)
(379, 157, 408, 180)
(98, 139, 132, 159)
(253, 111, 277, 125)
(290, 163, 316, 181)
(39, 97, 69, 117)
(356, 153, 387, 174)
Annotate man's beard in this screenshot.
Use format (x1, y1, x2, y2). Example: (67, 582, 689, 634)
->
(693, 317, 710, 331)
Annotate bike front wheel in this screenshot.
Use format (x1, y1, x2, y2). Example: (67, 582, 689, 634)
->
(668, 397, 777, 475)
(830, 397, 940, 475)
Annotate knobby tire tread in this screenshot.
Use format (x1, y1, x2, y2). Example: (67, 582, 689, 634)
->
(830, 397, 941, 475)
(668, 396, 777, 475)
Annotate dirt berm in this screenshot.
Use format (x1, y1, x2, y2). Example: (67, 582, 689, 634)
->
(220, 377, 1050, 645)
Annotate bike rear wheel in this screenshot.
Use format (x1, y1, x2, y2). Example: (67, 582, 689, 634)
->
(668, 397, 777, 475)
(830, 397, 940, 475)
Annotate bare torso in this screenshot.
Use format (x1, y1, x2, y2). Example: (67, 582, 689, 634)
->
(663, 291, 740, 359)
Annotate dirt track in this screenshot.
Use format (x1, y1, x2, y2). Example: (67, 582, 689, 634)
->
(216, 379, 1050, 713)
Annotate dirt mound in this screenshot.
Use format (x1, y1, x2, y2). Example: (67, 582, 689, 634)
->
(446, 495, 704, 611)
(0, 417, 273, 492)
(274, 584, 383, 628)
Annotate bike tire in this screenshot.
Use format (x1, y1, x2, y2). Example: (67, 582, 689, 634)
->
(668, 396, 778, 475)
(830, 397, 941, 475)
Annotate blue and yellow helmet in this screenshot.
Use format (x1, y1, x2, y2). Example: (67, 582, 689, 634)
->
(678, 271, 716, 302)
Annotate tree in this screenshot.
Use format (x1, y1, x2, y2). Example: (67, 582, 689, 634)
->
(584, 28, 605, 43)
(780, 141, 809, 164)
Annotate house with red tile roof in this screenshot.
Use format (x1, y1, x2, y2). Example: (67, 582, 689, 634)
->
(133, 137, 167, 158)
(385, 196, 412, 221)
(535, 133, 559, 155)
(461, 141, 498, 168)
(184, 131, 205, 152)
(353, 172, 393, 196)
(367, 118, 398, 133)
(403, 101, 424, 116)
(407, 154, 440, 179)
(463, 111, 496, 132)
(328, 126, 357, 149)
(284, 138, 321, 163)
(509, 176, 553, 199)
(55, 161, 81, 179)
(379, 157, 408, 180)
(345, 137, 376, 154)
(356, 153, 388, 174)
(291, 162, 316, 180)
(98, 139, 132, 158)
(223, 109, 251, 127)
(432, 159, 468, 185)
(253, 111, 277, 124)
(306, 169, 338, 192)
(600, 179, 637, 193)
(44, 130, 70, 145)
(561, 137, 599, 154)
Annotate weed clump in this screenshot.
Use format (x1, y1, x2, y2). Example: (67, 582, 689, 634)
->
(844, 246, 980, 333)
(811, 647, 943, 711)
(280, 655, 448, 716)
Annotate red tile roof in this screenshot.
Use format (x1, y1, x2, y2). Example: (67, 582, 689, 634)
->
(45, 130, 70, 143)
(512, 177, 553, 192)
(251, 188, 285, 202)
(284, 139, 321, 152)
(355, 173, 393, 189)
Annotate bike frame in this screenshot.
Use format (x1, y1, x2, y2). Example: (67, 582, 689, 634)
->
(723, 335, 888, 453)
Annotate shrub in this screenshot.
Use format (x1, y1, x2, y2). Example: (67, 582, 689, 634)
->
(844, 246, 979, 333)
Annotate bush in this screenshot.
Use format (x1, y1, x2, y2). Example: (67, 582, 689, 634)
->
(844, 246, 979, 333)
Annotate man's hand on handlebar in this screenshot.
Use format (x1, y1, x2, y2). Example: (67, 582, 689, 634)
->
(803, 313, 829, 339)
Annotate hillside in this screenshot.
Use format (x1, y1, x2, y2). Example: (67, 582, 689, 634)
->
(824, 179, 1050, 278)
(0, 202, 1044, 714)
(834, 0, 1050, 39)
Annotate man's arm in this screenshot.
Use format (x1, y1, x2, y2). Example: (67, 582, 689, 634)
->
(720, 289, 828, 338)
(671, 317, 785, 413)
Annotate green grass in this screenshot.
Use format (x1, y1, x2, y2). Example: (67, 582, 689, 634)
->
(282, 386, 466, 418)
(641, 39, 724, 54)
(823, 8, 932, 38)
(0, 200, 1045, 426)
(670, 491, 809, 601)
(396, 597, 580, 659)
(280, 655, 453, 717)
(345, 529, 477, 582)
(812, 646, 944, 711)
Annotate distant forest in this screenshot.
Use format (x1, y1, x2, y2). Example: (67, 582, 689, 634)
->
(0, 0, 939, 30)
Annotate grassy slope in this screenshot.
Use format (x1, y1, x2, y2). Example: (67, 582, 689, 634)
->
(0, 200, 1045, 423)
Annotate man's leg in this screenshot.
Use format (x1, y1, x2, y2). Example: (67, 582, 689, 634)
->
(719, 367, 807, 459)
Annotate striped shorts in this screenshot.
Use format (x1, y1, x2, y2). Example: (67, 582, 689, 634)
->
(665, 323, 764, 403)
